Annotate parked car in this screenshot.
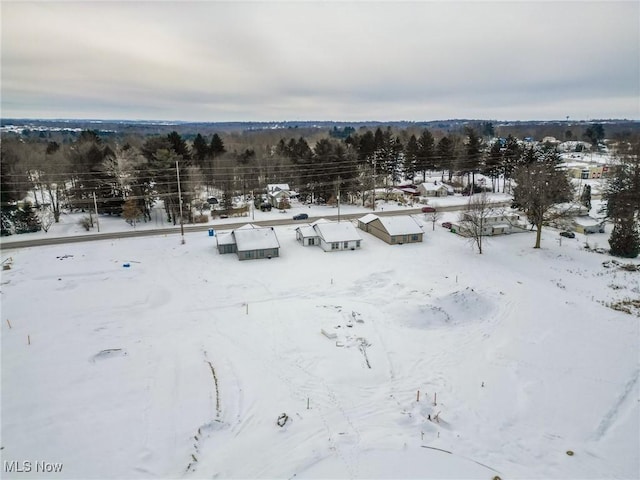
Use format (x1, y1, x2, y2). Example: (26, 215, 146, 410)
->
(441, 221, 452, 229)
(293, 213, 309, 220)
(559, 231, 576, 238)
(260, 203, 272, 212)
(421, 206, 436, 213)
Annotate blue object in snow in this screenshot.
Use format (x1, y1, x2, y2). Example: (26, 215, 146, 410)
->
(123, 263, 131, 268)
(208, 229, 216, 237)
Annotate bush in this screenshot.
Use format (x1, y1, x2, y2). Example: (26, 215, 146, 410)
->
(194, 214, 209, 223)
(79, 216, 93, 231)
(14, 202, 41, 234)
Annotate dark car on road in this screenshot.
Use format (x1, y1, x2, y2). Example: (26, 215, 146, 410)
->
(421, 206, 436, 213)
(293, 213, 309, 220)
(559, 231, 576, 238)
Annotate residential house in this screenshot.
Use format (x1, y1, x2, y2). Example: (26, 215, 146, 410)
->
(266, 184, 297, 209)
(572, 216, 606, 234)
(216, 224, 280, 260)
(296, 219, 362, 252)
(418, 182, 450, 197)
(358, 214, 424, 245)
(450, 212, 526, 237)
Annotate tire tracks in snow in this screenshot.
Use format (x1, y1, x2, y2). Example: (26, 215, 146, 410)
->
(593, 367, 639, 441)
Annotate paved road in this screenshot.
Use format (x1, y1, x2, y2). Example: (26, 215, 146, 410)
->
(0, 201, 512, 250)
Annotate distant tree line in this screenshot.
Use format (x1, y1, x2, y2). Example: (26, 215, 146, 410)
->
(1, 123, 638, 256)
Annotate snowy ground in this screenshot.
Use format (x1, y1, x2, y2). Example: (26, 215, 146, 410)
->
(1, 204, 639, 479)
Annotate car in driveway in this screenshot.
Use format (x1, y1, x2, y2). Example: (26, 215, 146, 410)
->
(421, 206, 437, 213)
(441, 221, 452, 229)
(559, 231, 576, 238)
(293, 213, 309, 220)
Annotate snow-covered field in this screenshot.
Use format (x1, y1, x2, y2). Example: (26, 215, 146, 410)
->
(1, 210, 639, 479)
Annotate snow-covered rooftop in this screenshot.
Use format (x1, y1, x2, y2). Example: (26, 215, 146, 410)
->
(374, 215, 423, 236)
(358, 213, 378, 224)
(295, 225, 317, 238)
(233, 225, 280, 251)
(314, 221, 361, 243)
(216, 231, 235, 246)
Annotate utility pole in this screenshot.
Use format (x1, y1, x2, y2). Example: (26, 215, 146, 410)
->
(176, 160, 185, 245)
(93, 191, 100, 232)
(372, 157, 377, 212)
(337, 177, 341, 222)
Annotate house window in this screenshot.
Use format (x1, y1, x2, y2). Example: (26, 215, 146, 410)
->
(245, 251, 253, 259)
(259, 250, 264, 257)
(356, 241, 361, 248)
(309, 238, 315, 245)
(411, 235, 418, 241)
(331, 243, 339, 250)
(344, 242, 349, 249)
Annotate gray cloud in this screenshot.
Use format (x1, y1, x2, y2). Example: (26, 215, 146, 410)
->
(2, 1, 638, 121)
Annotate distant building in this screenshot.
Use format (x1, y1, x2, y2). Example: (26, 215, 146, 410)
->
(418, 182, 449, 197)
(451, 212, 526, 237)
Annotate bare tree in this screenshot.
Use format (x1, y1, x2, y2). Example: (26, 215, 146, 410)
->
(458, 192, 493, 254)
(426, 210, 442, 231)
(512, 151, 573, 248)
(37, 207, 55, 233)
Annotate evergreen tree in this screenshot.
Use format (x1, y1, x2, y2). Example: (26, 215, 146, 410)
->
(209, 133, 226, 157)
(583, 123, 605, 149)
(484, 140, 503, 192)
(602, 137, 640, 257)
(580, 184, 592, 210)
(192, 133, 209, 167)
(416, 129, 436, 181)
(608, 219, 640, 258)
(14, 202, 41, 234)
(502, 135, 523, 193)
(403, 135, 419, 181)
(167, 131, 190, 160)
(464, 127, 483, 190)
(436, 136, 455, 181)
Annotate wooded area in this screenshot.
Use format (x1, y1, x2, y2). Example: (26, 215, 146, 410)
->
(1, 121, 639, 256)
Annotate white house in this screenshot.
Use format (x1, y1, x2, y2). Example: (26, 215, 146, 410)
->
(267, 184, 290, 194)
(418, 182, 450, 197)
(451, 212, 526, 236)
(296, 219, 362, 252)
(572, 216, 606, 234)
(216, 224, 281, 260)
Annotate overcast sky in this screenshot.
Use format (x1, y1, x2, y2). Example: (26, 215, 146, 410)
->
(2, 1, 638, 122)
